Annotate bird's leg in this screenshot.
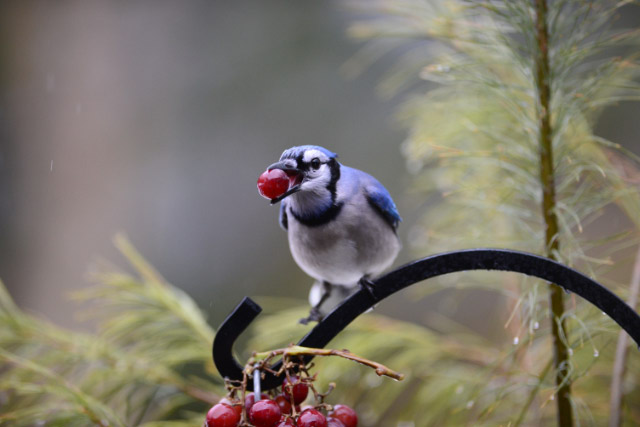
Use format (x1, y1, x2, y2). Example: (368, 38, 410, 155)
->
(358, 276, 376, 298)
(299, 281, 332, 325)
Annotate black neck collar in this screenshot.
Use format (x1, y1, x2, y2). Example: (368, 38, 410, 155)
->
(290, 202, 344, 227)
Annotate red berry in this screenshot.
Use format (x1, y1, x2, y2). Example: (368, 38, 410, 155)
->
(297, 409, 327, 427)
(326, 418, 346, 427)
(328, 405, 357, 427)
(219, 398, 242, 419)
(249, 399, 282, 427)
(277, 417, 297, 426)
(206, 403, 240, 427)
(245, 393, 270, 416)
(282, 376, 309, 405)
(275, 394, 293, 414)
(257, 169, 290, 200)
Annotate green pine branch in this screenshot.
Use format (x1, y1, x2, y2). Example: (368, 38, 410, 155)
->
(346, 0, 640, 425)
(0, 235, 223, 426)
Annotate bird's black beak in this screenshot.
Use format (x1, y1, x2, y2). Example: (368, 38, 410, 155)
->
(267, 160, 304, 204)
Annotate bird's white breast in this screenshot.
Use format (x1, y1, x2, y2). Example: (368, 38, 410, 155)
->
(286, 195, 400, 287)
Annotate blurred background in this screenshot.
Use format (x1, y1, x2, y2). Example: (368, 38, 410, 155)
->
(0, 0, 409, 331)
(0, 0, 639, 336)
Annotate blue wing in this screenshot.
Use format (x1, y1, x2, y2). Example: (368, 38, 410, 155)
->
(279, 201, 288, 231)
(364, 179, 402, 231)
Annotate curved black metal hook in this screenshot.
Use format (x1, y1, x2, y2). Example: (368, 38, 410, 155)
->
(213, 249, 640, 391)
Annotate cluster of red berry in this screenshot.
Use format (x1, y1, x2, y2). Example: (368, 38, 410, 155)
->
(205, 343, 402, 427)
(205, 374, 358, 427)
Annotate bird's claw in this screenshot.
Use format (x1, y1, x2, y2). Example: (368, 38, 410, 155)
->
(299, 307, 324, 325)
(358, 277, 376, 298)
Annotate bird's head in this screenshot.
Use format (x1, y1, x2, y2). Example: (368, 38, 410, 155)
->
(267, 145, 340, 204)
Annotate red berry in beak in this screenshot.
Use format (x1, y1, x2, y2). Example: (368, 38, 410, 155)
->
(257, 169, 291, 200)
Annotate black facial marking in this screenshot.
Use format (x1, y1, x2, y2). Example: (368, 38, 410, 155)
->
(295, 155, 309, 171)
(327, 158, 340, 202)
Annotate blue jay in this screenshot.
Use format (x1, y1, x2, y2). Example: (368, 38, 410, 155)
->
(266, 145, 401, 323)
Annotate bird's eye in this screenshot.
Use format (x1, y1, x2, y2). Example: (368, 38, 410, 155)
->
(310, 158, 321, 170)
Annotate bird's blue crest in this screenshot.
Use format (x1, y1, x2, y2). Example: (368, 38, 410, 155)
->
(280, 145, 337, 161)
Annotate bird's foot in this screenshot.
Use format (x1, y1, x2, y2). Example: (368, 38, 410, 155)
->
(358, 277, 376, 298)
(299, 307, 324, 325)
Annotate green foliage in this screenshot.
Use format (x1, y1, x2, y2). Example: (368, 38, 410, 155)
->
(2, 238, 638, 426)
(348, 0, 640, 255)
(250, 298, 640, 426)
(342, 0, 640, 425)
(0, 235, 222, 427)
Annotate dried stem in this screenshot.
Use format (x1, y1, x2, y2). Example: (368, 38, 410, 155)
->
(534, 0, 573, 425)
(251, 345, 404, 381)
(609, 245, 640, 427)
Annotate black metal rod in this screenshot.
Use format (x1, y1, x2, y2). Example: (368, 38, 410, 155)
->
(213, 249, 640, 390)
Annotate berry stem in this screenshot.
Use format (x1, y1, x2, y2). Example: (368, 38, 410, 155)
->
(250, 345, 404, 381)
